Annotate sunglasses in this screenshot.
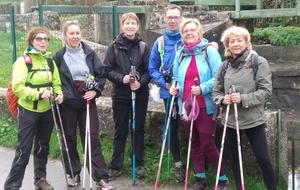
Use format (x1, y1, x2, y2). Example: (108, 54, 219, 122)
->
(34, 37, 50, 42)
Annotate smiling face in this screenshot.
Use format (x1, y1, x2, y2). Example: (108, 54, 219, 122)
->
(181, 22, 200, 46)
(64, 24, 81, 48)
(228, 34, 248, 58)
(121, 18, 139, 39)
(32, 33, 49, 52)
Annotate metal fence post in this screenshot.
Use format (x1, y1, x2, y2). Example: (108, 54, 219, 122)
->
(113, 6, 117, 40)
(39, 4, 43, 26)
(9, 6, 16, 64)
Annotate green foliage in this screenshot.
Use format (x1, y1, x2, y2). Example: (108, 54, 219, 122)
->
(253, 26, 300, 45)
(0, 115, 18, 148)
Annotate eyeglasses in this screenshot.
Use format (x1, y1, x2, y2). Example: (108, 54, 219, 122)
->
(166, 16, 181, 21)
(34, 37, 50, 42)
(183, 28, 197, 34)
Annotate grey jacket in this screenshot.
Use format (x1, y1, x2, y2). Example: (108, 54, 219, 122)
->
(212, 50, 272, 130)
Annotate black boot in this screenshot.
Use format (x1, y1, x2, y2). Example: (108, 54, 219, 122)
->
(191, 177, 208, 190)
(217, 178, 230, 190)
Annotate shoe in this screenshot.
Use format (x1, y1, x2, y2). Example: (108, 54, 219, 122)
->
(217, 178, 230, 190)
(34, 177, 54, 190)
(96, 179, 114, 190)
(108, 169, 122, 181)
(174, 165, 185, 182)
(191, 177, 208, 190)
(136, 166, 147, 178)
(67, 174, 80, 187)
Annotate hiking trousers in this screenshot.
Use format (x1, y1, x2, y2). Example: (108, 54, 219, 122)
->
(109, 98, 148, 171)
(59, 100, 109, 181)
(4, 106, 53, 189)
(227, 124, 277, 190)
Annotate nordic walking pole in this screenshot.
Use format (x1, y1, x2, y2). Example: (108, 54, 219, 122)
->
(83, 74, 93, 190)
(214, 86, 232, 190)
(160, 96, 171, 186)
(53, 93, 76, 187)
(130, 66, 137, 185)
(184, 77, 199, 190)
(166, 104, 171, 183)
(154, 80, 178, 190)
(232, 85, 245, 190)
(44, 67, 71, 189)
(48, 91, 70, 190)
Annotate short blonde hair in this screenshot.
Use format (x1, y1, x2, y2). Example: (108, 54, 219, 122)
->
(180, 18, 203, 41)
(221, 26, 252, 57)
(121, 12, 139, 26)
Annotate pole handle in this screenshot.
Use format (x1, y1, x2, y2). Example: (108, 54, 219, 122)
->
(194, 77, 199, 86)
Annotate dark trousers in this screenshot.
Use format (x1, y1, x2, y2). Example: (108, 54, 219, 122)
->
(110, 97, 148, 171)
(59, 99, 109, 181)
(226, 124, 277, 190)
(163, 98, 181, 163)
(4, 106, 53, 189)
(182, 109, 225, 175)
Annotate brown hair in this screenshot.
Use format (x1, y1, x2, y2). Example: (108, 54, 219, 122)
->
(26, 27, 49, 47)
(164, 4, 182, 16)
(221, 26, 252, 57)
(121, 12, 140, 26)
(180, 18, 203, 40)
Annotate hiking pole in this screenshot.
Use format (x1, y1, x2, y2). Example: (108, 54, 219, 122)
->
(53, 93, 76, 187)
(154, 80, 178, 190)
(184, 77, 199, 190)
(130, 66, 137, 185)
(83, 99, 92, 190)
(83, 73, 93, 190)
(48, 91, 71, 190)
(232, 85, 245, 190)
(214, 86, 232, 190)
(159, 96, 171, 186)
(166, 102, 172, 183)
(43, 66, 72, 189)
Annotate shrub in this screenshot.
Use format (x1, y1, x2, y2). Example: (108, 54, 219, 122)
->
(253, 26, 300, 45)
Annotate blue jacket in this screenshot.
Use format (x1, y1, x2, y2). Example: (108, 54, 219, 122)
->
(172, 39, 222, 115)
(148, 31, 182, 99)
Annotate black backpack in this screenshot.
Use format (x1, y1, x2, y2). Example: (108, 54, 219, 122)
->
(217, 53, 259, 85)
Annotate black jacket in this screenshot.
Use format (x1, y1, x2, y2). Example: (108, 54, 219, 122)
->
(103, 33, 151, 101)
(53, 42, 106, 109)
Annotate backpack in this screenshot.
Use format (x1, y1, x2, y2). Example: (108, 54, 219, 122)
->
(217, 53, 259, 85)
(157, 36, 209, 69)
(6, 54, 54, 118)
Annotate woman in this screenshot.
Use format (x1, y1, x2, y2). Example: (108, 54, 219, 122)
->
(170, 18, 229, 190)
(52, 22, 113, 190)
(212, 26, 277, 190)
(4, 27, 63, 190)
(103, 12, 151, 180)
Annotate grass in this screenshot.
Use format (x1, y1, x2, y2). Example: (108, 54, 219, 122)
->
(0, 115, 288, 189)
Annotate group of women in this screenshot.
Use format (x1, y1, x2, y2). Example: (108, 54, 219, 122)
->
(4, 8, 277, 190)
